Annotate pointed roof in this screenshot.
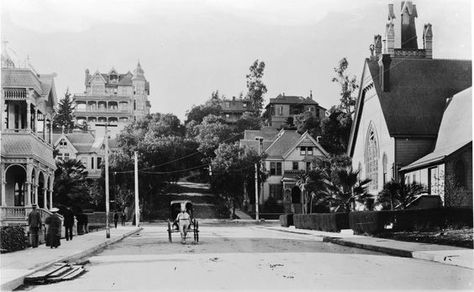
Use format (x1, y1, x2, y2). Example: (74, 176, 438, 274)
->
(132, 62, 145, 80)
(348, 57, 472, 157)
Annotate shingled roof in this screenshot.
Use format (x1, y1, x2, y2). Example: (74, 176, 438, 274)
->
(2, 68, 43, 94)
(349, 57, 471, 156)
(266, 95, 319, 107)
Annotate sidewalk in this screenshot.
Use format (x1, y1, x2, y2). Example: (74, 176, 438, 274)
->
(265, 226, 473, 270)
(0, 226, 142, 291)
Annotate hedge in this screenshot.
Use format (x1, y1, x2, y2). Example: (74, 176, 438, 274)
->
(349, 208, 473, 235)
(294, 213, 349, 232)
(1, 226, 28, 252)
(279, 214, 294, 227)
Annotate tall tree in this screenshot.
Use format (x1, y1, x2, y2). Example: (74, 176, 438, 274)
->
(319, 107, 352, 155)
(53, 89, 75, 132)
(332, 57, 359, 115)
(195, 115, 234, 161)
(210, 143, 264, 217)
(246, 60, 267, 116)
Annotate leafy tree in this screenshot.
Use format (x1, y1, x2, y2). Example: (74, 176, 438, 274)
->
(235, 112, 262, 134)
(210, 143, 264, 217)
(185, 91, 223, 125)
(377, 180, 426, 210)
(294, 111, 322, 137)
(246, 60, 267, 115)
(53, 159, 89, 208)
(53, 90, 75, 132)
(332, 57, 358, 115)
(195, 115, 234, 161)
(319, 107, 352, 155)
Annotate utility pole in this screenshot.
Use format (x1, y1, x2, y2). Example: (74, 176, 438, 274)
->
(96, 123, 117, 238)
(134, 151, 140, 227)
(255, 136, 263, 221)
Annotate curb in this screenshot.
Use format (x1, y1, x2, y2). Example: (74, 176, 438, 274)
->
(322, 237, 413, 258)
(1, 227, 143, 291)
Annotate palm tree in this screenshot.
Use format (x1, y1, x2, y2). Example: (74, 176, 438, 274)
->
(332, 167, 371, 212)
(53, 159, 89, 207)
(297, 168, 332, 214)
(377, 180, 426, 210)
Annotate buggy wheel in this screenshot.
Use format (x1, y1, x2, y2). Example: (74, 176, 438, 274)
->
(167, 220, 172, 242)
(194, 220, 199, 243)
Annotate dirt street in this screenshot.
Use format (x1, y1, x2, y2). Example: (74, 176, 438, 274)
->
(22, 222, 473, 291)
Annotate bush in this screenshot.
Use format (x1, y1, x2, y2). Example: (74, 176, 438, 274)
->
(1, 226, 28, 252)
(279, 214, 294, 227)
(349, 208, 473, 235)
(294, 213, 349, 232)
(262, 197, 284, 214)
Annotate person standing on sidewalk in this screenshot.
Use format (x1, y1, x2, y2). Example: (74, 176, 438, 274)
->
(121, 211, 126, 226)
(64, 207, 75, 241)
(113, 211, 119, 228)
(28, 204, 42, 248)
(45, 208, 61, 248)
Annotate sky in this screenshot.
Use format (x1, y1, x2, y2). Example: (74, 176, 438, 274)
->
(1, 0, 471, 121)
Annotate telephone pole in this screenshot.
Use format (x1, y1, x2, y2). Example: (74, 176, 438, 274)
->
(134, 151, 140, 227)
(96, 123, 117, 238)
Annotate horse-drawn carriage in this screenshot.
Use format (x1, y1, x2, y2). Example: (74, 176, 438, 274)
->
(167, 200, 199, 243)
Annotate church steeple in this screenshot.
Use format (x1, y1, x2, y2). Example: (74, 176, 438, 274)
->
(400, 1, 418, 49)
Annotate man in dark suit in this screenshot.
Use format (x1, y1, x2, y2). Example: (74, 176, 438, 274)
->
(64, 207, 75, 241)
(28, 204, 42, 248)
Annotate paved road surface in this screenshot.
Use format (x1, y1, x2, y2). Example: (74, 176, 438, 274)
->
(22, 222, 473, 291)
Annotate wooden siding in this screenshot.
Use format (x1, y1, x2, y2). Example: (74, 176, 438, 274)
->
(395, 138, 435, 168)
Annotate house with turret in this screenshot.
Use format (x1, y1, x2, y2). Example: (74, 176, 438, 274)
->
(72, 63, 151, 138)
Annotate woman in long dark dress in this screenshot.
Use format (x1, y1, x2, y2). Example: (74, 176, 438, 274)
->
(45, 208, 62, 248)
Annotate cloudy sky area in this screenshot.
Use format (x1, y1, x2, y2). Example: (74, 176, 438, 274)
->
(1, 0, 471, 120)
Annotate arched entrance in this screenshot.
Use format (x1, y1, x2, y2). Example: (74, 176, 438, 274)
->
(291, 186, 301, 203)
(5, 165, 26, 206)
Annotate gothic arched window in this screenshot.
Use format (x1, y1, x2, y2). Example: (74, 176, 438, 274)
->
(365, 123, 379, 191)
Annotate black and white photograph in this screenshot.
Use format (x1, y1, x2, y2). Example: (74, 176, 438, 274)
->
(0, 0, 472, 290)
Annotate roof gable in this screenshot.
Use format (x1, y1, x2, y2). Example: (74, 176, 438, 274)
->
(349, 57, 472, 156)
(282, 131, 328, 159)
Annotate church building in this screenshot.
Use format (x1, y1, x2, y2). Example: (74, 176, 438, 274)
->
(347, 1, 471, 199)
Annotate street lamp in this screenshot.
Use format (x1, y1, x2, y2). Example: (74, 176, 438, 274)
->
(96, 122, 117, 238)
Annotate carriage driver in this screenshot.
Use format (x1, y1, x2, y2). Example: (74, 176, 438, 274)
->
(175, 203, 191, 244)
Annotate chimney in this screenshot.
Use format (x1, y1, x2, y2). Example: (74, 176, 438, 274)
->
(385, 22, 395, 56)
(378, 54, 392, 92)
(232, 96, 236, 101)
(374, 35, 382, 58)
(85, 69, 90, 85)
(423, 23, 433, 59)
(400, 1, 418, 49)
(309, 90, 313, 99)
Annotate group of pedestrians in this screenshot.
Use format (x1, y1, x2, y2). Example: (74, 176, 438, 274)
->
(27, 204, 62, 248)
(113, 211, 127, 228)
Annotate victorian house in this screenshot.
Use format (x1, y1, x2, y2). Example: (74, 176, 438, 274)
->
(72, 63, 151, 138)
(240, 128, 328, 213)
(1, 48, 57, 225)
(348, 1, 472, 203)
(219, 96, 254, 125)
(264, 92, 326, 129)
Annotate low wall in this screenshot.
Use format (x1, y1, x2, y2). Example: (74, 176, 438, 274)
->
(294, 213, 349, 232)
(279, 214, 293, 227)
(349, 208, 473, 235)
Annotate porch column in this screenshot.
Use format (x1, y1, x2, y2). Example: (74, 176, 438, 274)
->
(26, 100, 32, 131)
(0, 89, 4, 131)
(49, 176, 54, 209)
(34, 108, 39, 134)
(43, 182, 48, 209)
(42, 112, 46, 140)
(25, 164, 32, 206)
(49, 118, 53, 144)
(0, 164, 6, 206)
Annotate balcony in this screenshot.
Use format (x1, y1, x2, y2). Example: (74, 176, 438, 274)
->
(73, 110, 132, 117)
(1, 130, 55, 169)
(73, 94, 132, 101)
